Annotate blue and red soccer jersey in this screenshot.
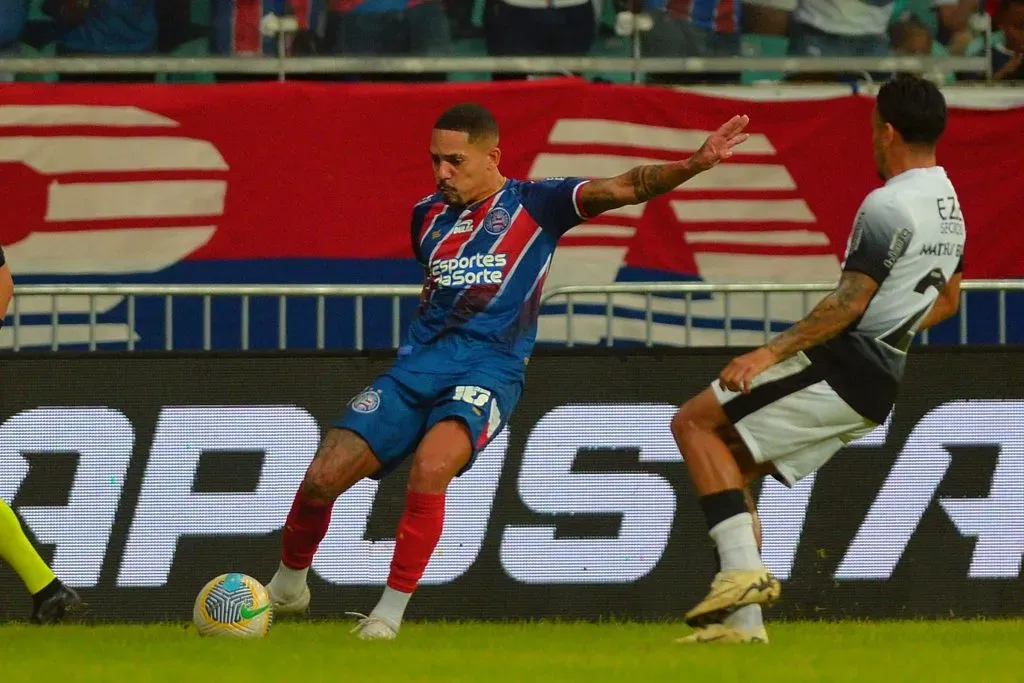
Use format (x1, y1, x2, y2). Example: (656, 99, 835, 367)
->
(210, 0, 323, 56)
(404, 177, 590, 367)
(335, 177, 591, 477)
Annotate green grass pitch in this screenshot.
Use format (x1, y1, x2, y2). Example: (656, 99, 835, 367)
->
(1, 620, 1021, 682)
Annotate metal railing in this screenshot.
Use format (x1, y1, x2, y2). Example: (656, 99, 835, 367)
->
(0, 55, 993, 84)
(537, 279, 1024, 347)
(3, 284, 422, 352)
(2, 280, 1021, 352)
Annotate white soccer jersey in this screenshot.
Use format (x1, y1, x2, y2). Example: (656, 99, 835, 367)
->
(806, 166, 966, 423)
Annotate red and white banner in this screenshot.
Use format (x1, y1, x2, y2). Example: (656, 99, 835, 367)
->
(1, 79, 1022, 284)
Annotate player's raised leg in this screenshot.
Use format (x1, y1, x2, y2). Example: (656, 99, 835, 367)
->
(0, 499, 81, 624)
(670, 387, 780, 632)
(266, 428, 381, 613)
(353, 419, 472, 640)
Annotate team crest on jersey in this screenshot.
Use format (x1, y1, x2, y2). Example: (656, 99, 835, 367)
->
(483, 208, 512, 236)
(350, 388, 381, 414)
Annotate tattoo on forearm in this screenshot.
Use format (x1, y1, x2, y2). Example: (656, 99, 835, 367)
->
(629, 164, 695, 203)
(579, 182, 621, 216)
(580, 161, 697, 216)
(765, 273, 874, 359)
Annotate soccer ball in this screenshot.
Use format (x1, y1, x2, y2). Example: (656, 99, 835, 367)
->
(192, 573, 273, 638)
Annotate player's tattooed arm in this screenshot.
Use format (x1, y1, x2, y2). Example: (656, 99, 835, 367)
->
(718, 270, 878, 394)
(918, 272, 961, 331)
(577, 161, 702, 216)
(765, 270, 879, 360)
(576, 114, 751, 217)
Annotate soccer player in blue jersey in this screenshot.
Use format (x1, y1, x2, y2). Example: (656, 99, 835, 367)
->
(266, 102, 750, 639)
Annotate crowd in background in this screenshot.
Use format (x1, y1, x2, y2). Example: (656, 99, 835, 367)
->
(0, 0, 1021, 82)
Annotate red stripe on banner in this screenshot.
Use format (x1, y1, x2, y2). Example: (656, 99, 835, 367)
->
(234, 0, 263, 54)
(678, 243, 837, 257)
(1, 80, 1023, 279)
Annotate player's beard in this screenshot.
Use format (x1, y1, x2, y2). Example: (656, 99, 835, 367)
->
(439, 185, 464, 207)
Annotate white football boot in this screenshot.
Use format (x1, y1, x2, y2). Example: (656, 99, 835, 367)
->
(266, 581, 311, 616)
(348, 612, 399, 641)
(675, 622, 770, 645)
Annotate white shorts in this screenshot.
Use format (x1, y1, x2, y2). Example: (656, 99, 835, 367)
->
(712, 351, 877, 486)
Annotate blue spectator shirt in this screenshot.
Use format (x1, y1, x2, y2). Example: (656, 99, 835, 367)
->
(59, 0, 157, 54)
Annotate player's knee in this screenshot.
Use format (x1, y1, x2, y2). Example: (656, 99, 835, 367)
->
(409, 424, 471, 493)
(670, 402, 709, 447)
(408, 453, 457, 494)
(300, 428, 373, 502)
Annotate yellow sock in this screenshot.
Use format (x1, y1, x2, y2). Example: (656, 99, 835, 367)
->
(0, 499, 55, 594)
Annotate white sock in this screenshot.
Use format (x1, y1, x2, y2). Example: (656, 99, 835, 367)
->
(709, 512, 764, 571)
(724, 604, 765, 633)
(267, 561, 308, 600)
(370, 586, 412, 630)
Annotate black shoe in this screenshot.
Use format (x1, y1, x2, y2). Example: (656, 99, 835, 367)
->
(30, 579, 82, 625)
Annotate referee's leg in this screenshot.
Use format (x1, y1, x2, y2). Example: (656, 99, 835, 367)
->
(0, 500, 81, 623)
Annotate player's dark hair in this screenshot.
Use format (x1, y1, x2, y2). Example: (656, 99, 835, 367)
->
(434, 103, 499, 144)
(876, 73, 947, 146)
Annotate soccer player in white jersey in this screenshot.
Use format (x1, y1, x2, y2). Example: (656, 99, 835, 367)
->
(670, 73, 967, 644)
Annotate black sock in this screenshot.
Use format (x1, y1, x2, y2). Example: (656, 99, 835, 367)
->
(32, 578, 61, 607)
(698, 489, 747, 531)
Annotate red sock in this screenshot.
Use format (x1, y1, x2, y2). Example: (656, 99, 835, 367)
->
(387, 490, 446, 593)
(281, 490, 334, 570)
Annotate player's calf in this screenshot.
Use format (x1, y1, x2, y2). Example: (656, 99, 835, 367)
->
(670, 393, 780, 627)
(268, 428, 380, 614)
(355, 420, 471, 640)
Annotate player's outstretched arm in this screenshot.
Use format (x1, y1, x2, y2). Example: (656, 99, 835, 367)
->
(917, 272, 961, 331)
(576, 115, 751, 217)
(762, 271, 878, 360)
(718, 271, 879, 394)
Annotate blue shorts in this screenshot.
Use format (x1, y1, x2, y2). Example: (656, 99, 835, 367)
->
(333, 364, 523, 479)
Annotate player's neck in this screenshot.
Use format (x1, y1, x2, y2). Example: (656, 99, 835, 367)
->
(464, 174, 506, 207)
(886, 151, 937, 180)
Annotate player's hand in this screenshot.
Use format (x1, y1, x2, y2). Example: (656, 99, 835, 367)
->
(689, 115, 751, 173)
(718, 346, 777, 395)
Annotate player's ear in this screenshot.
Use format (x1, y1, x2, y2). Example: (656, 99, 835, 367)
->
(488, 145, 501, 169)
(883, 122, 898, 146)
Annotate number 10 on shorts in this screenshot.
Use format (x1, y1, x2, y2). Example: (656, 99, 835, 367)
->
(453, 385, 492, 407)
